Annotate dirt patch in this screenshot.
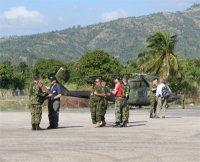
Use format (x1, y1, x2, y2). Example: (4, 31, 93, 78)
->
(43, 96, 89, 108)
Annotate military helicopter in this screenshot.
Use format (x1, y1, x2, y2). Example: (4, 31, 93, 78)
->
(52, 68, 178, 107)
(54, 70, 156, 107)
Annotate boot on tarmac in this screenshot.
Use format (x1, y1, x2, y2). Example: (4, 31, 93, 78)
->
(35, 124, 43, 130)
(32, 124, 36, 130)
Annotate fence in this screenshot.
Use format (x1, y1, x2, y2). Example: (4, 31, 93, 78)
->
(0, 89, 28, 98)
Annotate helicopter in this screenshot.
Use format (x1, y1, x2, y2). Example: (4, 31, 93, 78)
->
(56, 73, 152, 107)
(52, 68, 179, 107)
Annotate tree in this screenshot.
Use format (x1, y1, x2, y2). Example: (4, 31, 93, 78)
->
(78, 50, 121, 84)
(18, 62, 28, 73)
(142, 31, 179, 79)
(0, 61, 14, 89)
(34, 59, 70, 83)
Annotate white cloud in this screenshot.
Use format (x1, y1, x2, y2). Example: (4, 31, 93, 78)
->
(186, 0, 200, 3)
(1, 6, 42, 19)
(0, 6, 64, 31)
(101, 9, 128, 22)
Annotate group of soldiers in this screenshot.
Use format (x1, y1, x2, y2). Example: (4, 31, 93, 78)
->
(89, 76, 130, 128)
(28, 67, 172, 131)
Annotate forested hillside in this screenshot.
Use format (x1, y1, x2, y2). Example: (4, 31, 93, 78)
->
(0, 4, 199, 64)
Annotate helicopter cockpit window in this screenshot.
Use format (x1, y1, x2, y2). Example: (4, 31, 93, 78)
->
(129, 80, 148, 89)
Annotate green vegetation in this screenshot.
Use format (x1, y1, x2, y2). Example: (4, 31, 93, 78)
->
(0, 104, 27, 111)
(142, 31, 179, 79)
(0, 5, 199, 107)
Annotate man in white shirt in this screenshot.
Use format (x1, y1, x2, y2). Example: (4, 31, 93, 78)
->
(155, 78, 171, 118)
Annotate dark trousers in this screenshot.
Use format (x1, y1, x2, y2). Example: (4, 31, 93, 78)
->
(48, 99, 60, 127)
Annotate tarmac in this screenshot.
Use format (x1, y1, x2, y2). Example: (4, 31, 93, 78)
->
(0, 108, 200, 162)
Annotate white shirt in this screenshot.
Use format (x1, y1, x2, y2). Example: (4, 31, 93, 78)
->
(156, 83, 165, 97)
(156, 83, 172, 97)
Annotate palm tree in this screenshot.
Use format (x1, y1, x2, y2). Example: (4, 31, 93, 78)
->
(143, 31, 179, 79)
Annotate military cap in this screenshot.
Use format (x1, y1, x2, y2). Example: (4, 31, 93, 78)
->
(48, 73, 57, 81)
(33, 75, 40, 81)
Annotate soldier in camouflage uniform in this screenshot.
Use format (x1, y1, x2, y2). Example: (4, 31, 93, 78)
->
(112, 77, 123, 127)
(101, 81, 110, 127)
(121, 77, 130, 127)
(149, 77, 158, 118)
(89, 90, 97, 124)
(29, 76, 48, 130)
(90, 78, 105, 128)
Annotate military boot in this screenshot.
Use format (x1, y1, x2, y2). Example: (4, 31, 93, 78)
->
(32, 124, 36, 130)
(95, 122, 101, 128)
(113, 122, 120, 128)
(101, 120, 106, 127)
(35, 124, 43, 130)
(92, 119, 96, 124)
(121, 121, 128, 127)
(150, 113, 154, 118)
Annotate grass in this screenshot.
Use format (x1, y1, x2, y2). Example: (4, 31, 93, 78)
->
(0, 104, 28, 111)
(64, 83, 92, 91)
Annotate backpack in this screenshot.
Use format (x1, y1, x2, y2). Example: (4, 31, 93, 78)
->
(162, 85, 172, 99)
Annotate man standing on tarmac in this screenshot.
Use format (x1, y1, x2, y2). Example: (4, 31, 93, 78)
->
(150, 77, 159, 118)
(112, 77, 123, 127)
(90, 78, 105, 128)
(47, 75, 62, 129)
(121, 77, 130, 127)
(29, 76, 48, 130)
(155, 78, 171, 118)
(101, 80, 110, 127)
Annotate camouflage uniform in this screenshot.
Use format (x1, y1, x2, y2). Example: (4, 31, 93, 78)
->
(29, 82, 47, 130)
(89, 95, 97, 124)
(90, 85, 105, 124)
(122, 84, 130, 123)
(102, 86, 109, 123)
(115, 97, 123, 123)
(150, 84, 157, 118)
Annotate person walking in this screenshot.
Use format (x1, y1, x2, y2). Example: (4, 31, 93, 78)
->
(29, 76, 48, 130)
(47, 75, 62, 129)
(155, 78, 172, 118)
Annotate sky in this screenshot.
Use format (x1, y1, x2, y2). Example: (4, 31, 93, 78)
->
(0, 0, 200, 37)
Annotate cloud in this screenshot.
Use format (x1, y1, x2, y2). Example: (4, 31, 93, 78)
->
(156, 0, 200, 10)
(0, 6, 63, 30)
(101, 9, 128, 22)
(186, 0, 200, 3)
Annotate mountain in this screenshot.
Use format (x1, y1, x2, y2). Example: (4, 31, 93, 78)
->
(0, 4, 200, 64)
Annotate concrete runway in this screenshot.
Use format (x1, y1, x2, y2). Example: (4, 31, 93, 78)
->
(0, 108, 200, 162)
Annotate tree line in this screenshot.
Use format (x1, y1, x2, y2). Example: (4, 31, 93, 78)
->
(0, 31, 199, 99)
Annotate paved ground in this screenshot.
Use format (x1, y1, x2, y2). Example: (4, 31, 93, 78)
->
(0, 108, 200, 162)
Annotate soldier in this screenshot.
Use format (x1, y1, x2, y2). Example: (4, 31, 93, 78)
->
(89, 83, 97, 125)
(150, 77, 159, 118)
(112, 77, 123, 127)
(90, 78, 105, 128)
(121, 77, 130, 127)
(47, 75, 62, 129)
(101, 81, 110, 127)
(29, 76, 48, 130)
